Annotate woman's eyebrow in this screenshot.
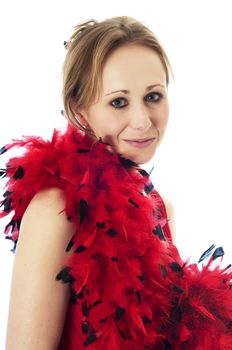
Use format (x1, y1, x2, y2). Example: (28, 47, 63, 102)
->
(104, 84, 165, 96)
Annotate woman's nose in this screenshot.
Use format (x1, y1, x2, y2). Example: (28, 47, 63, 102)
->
(129, 104, 152, 131)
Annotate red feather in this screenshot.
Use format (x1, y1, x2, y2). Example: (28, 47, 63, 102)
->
(1, 123, 232, 349)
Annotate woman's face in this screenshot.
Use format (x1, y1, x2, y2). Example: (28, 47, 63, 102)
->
(78, 44, 169, 164)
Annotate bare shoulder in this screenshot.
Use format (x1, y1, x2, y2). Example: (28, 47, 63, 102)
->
(6, 187, 76, 349)
(21, 187, 76, 239)
(25, 187, 67, 214)
(162, 197, 174, 218)
(162, 196, 176, 242)
(15, 187, 77, 256)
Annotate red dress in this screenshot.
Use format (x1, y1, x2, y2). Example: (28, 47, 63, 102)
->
(1, 124, 232, 349)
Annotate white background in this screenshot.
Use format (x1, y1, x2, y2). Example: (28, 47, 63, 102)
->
(1, 0, 232, 347)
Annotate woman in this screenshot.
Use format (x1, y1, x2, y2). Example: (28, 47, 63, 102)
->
(1, 16, 232, 350)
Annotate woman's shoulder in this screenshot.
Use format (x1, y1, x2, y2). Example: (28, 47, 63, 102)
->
(162, 197, 174, 217)
(26, 187, 67, 217)
(19, 187, 76, 247)
(31, 187, 66, 205)
(162, 196, 176, 242)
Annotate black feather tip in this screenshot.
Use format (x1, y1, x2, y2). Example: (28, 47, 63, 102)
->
(153, 224, 166, 241)
(13, 165, 24, 180)
(198, 244, 216, 263)
(79, 199, 88, 224)
(0, 146, 7, 155)
(56, 266, 74, 284)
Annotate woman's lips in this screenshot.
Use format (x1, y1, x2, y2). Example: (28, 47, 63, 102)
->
(124, 138, 156, 148)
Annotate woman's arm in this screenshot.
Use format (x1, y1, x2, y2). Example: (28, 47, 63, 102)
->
(5, 188, 76, 350)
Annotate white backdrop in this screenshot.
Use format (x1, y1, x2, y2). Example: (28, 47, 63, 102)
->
(1, 0, 232, 347)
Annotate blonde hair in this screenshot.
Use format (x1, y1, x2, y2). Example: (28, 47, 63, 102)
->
(62, 16, 172, 130)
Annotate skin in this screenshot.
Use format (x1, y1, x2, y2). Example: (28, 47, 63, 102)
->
(77, 43, 169, 165)
(6, 188, 76, 349)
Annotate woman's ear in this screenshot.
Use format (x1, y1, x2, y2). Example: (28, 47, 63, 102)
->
(69, 100, 91, 129)
(74, 111, 91, 129)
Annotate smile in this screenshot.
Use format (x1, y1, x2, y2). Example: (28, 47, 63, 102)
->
(124, 138, 156, 148)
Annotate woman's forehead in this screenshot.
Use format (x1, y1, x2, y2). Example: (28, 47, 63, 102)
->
(101, 45, 166, 94)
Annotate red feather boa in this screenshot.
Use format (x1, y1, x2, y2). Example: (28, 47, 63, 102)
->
(1, 124, 232, 349)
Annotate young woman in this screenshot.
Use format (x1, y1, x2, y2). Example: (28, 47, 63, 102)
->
(1, 16, 232, 350)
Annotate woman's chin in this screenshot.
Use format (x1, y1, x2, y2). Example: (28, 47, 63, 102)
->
(122, 150, 155, 164)
(120, 143, 157, 165)
(124, 152, 155, 165)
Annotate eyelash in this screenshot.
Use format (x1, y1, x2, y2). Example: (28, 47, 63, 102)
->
(110, 92, 163, 109)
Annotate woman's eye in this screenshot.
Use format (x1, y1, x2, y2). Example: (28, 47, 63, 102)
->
(145, 92, 162, 103)
(111, 98, 127, 108)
